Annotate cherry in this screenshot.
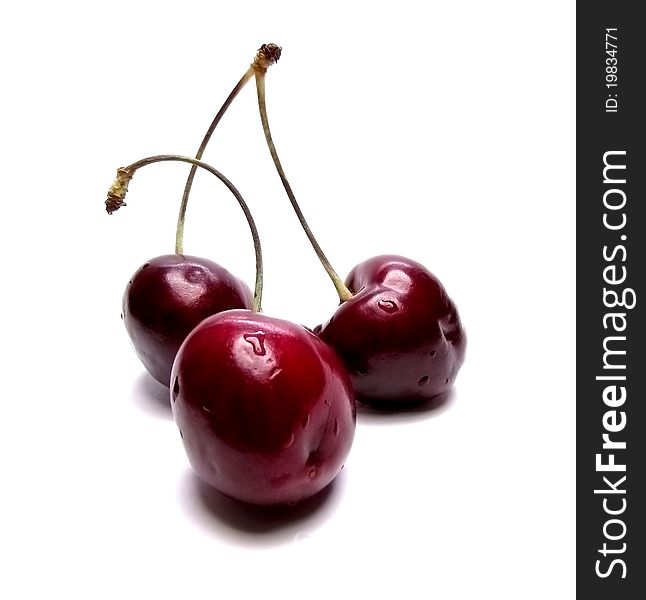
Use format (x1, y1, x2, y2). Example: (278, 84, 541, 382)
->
(107, 156, 263, 387)
(251, 52, 466, 405)
(317, 255, 465, 402)
(122, 255, 251, 387)
(171, 310, 355, 505)
(108, 45, 281, 387)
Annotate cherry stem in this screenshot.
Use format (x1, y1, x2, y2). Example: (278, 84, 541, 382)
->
(175, 43, 283, 255)
(106, 155, 264, 312)
(254, 70, 353, 302)
(175, 67, 254, 255)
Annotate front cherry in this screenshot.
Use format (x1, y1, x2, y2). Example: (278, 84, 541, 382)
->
(317, 255, 466, 403)
(171, 310, 355, 505)
(123, 254, 251, 386)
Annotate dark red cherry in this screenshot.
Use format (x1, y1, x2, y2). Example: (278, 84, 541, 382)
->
(123, 254, 252, 387)
(317, 255, 466, 404)
(171, 309, 356, 506)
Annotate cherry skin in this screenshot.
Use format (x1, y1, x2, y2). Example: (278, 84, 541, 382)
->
(122, 254, 252, 387)
(171, 309, 356, 506)
(317, 255, 466, 404)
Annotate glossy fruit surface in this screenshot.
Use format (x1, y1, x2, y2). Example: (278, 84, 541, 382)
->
(171, 310, 356, 506)
(123, 254, 252, 387)
(318, 255, 466, 404)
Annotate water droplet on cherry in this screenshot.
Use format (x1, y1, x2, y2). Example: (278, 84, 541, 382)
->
(172, 378, 180, 401)
(243, 331, 266, 356)
(418, 376, 429, 386)
(377, 299, 398, 313)
(281, 432, 295, 449)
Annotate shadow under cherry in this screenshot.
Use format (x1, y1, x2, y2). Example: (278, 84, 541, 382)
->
(356, 388, 455, 425)
(132, 371, 172, 418)
(179, 469, 345, 546)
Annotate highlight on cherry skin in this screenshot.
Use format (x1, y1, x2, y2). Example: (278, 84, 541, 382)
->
(122, 255, 252, 387)
(317, 255, 466, 405)
(171, 309, 356, 506)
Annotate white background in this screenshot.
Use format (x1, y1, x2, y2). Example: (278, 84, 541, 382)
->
(1, 1, 575, 598)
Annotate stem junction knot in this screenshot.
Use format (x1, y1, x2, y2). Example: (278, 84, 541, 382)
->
(253, 43, 282, 74)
